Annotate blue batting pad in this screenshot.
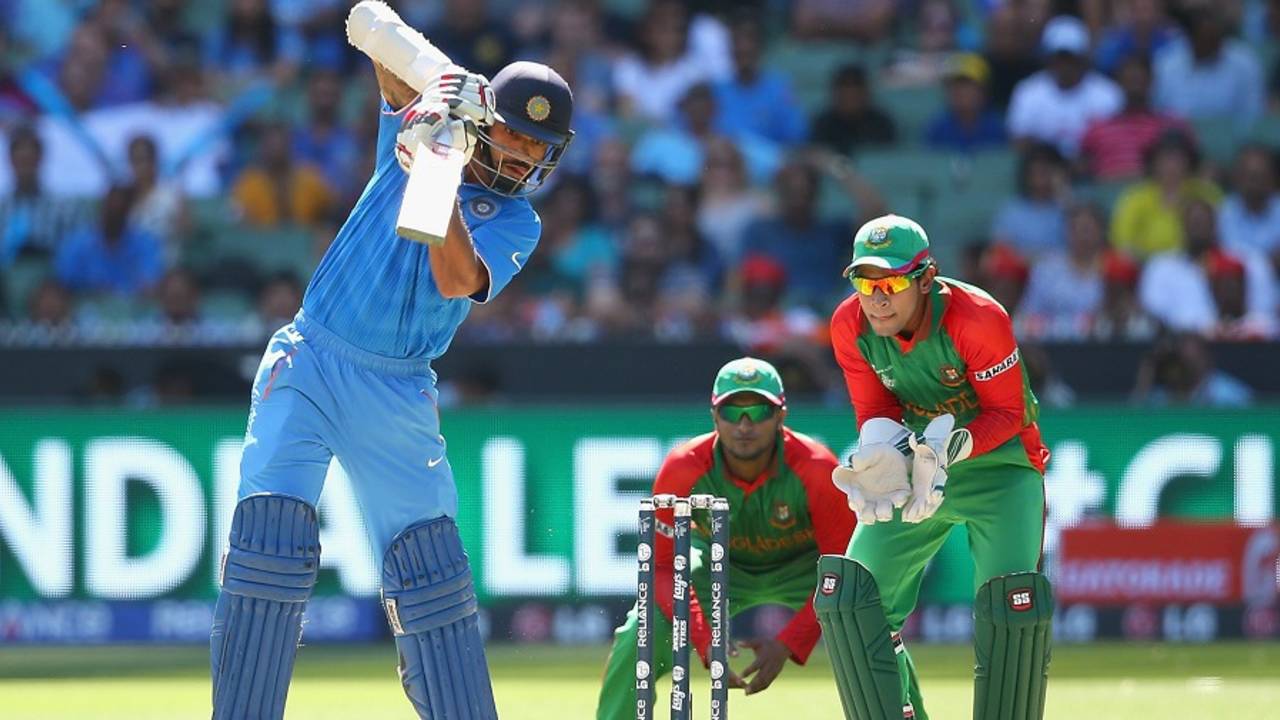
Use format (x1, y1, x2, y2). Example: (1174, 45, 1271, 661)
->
(210, 493, 321, 720)
(382, 516, 497, 719)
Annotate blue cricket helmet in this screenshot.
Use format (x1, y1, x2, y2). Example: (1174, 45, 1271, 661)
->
(475, 61, 574, 197)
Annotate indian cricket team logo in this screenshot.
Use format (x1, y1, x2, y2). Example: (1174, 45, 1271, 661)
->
(939, 364, 964, 388)
(1008, 589, 1034, 612)
(469, 197, 498, 220)
(769, 501, 795, 530)
(866, 225, 892, 248)
(820, 573, 840, 596)
(526, 95, 551, 121)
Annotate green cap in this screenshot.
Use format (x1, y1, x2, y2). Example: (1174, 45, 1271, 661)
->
(711, 357, 785, 407)
(843, 214, 932, 277)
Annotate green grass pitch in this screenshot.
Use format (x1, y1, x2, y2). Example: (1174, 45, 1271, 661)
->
(1, 641, 1276, 719)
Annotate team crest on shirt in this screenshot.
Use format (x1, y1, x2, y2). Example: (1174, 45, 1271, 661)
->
(939, 365, 964, 388)
(468, 197, 498, 220)
(526, 95, 551, 121)
(866, 225, 892, 249)
(875, 367, 896, 390)
(769, 501, 796, 530)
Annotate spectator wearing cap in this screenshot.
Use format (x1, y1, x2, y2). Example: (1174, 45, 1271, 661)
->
(978, 243, 1030, 311)
(1218, 144, 1280, 269)
(810, 64, 896, 155)
(740, 159, 848, 308)
(924, 53, 1006, 152)
(54, 185, 164, 296)
(724, 254, 824, 354)
(712, 15, 807, 148)
(1138, 198, 1277, 337)
(991, 143, 1070, 260)
(1016, 203, 1111, 339)
(232, 122, 337, 229)
(1153, 5, 1264, 130)
(1078, 54, 1190, 181)
(1007, 15, 1122, 157)
(1112, 130, 1222, 259)
(1093, 0, 1179, 75)
(1091, 249, 1157, 341)
(0, 125, 92, 266)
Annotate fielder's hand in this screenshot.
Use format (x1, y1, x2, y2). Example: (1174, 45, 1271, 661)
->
(395, 98, 478, 173)
(831, 418, 912, 524)
(736, 638, 791, 696)
(901, 414, 973, 523)
(424, 67, 495, 127)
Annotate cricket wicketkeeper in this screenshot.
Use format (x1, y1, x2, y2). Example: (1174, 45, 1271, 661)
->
(207, 8, 574, 718)
(816, 215, 1053, 720)
(597, 358, 857, 718)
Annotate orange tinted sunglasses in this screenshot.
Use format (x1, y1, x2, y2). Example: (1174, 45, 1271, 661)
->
(850, 265, 928, 296)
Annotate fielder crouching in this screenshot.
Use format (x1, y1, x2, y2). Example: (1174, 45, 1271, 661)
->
(597, 358, 857, 718)
(207, 20, 574, 720)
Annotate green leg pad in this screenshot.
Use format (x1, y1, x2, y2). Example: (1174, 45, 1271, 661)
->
(815, 555, 907, 720)
(973, 572, 1053, 720)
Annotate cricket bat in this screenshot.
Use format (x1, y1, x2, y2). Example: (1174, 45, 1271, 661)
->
(346, 0, 464, 246)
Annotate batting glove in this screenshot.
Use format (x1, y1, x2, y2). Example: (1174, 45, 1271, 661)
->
(395, 98, 479, 173)
(901, 414, 974, 523)
(424, 67, 495, 127)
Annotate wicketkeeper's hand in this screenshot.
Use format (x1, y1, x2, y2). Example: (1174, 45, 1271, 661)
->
(901, 414, 973, 523)
(395, 98, 478, 173)
(423, 67, 495, 127)
(831, 418, 912, 525)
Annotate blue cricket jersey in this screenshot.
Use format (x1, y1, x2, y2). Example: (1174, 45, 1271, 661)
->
(302, 102, 541, 359)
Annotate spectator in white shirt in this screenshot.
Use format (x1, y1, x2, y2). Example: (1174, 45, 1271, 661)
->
(1218, 144, 1280, 269)
(1139, 197, 1277, 338)
(1007, 15, 1123, 157)
(1153, 5, 1264, 130)
(612, 0, 730, 123)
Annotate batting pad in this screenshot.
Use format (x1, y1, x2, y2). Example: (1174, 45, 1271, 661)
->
(382, 515, 497, 719)
(211, 493, 321, 720)
(973, 572, 1053, 720)
(814, 555, 906, 720)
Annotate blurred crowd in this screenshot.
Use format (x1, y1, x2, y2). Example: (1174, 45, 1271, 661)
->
(2, 0, 1280, 406)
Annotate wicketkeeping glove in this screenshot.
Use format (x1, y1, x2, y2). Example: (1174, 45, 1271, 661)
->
(831, 418, 912, 524)
(423, 67, 495, 127)
(395, 98, 478, 173)
(902, 414, 974, 523)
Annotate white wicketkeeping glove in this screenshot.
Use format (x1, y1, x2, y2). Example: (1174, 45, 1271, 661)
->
(424, 67, 495, 127)
(395, 98, 478, 173)
(902, 414, 974, 523)
(831, 418, 912, 525)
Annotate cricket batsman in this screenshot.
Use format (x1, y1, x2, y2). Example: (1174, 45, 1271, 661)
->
(207, 22, 574, 720)
(596, 358, 857, 718)
(815, 215, 1053, 720)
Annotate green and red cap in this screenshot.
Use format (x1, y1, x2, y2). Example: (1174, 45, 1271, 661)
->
(843, 214, 933, 278)
(711, 357, 785, 407)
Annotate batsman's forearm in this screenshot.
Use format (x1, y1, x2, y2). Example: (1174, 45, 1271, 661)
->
(428, 201, 487, 298)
